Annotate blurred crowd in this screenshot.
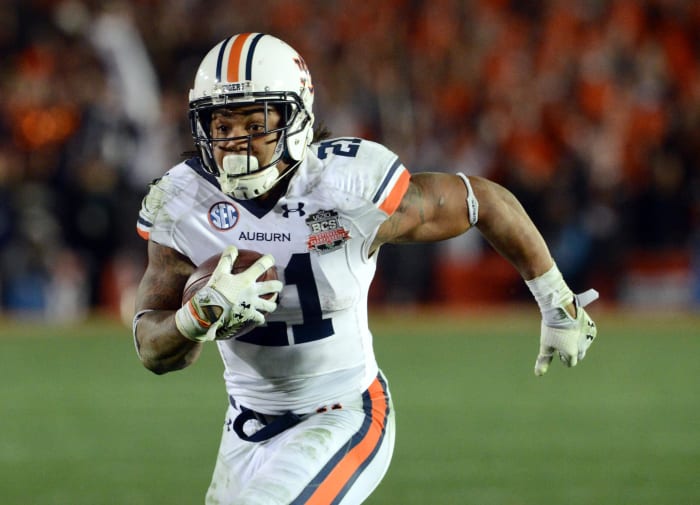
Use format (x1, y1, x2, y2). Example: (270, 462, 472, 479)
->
(1, 0, 699, 322)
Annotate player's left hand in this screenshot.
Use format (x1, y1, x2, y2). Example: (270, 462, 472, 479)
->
(534, 289, 599, 376)
(175, 246, 282, 342)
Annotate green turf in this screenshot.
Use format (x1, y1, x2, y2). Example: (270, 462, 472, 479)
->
(1, 309, 698, 504)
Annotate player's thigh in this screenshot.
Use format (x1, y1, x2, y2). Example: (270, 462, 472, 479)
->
(206, 397, 394, 505)
(336, 404, 396, 505)
(239, 405, 394, 505)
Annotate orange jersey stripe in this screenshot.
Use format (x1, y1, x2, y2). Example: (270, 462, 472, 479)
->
(378, 168, 410, 215)
(136, 226, 150, 240)
(304, 378, 389, 505)
(227, 33, 252, 82)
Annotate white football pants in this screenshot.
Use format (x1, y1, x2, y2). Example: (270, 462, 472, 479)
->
(205, 374, 395, 505)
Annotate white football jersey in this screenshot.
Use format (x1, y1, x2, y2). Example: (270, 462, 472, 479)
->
(137, 137, 410, 414)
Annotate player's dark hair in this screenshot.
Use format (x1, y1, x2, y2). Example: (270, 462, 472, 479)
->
(312, 121, 332, 143)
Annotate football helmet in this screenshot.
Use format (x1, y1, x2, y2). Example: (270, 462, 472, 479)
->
(189, 33, 315, 199)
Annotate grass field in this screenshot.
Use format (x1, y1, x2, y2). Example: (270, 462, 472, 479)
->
(1, 307, 698, 504)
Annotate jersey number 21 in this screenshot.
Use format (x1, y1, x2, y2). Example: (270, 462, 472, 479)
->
(238, 253, 334, 346)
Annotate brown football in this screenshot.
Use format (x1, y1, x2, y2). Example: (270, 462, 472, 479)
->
(181, 250, 279, 337)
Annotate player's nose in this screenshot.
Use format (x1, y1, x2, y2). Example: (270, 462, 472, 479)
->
(221, 131, 249, 152)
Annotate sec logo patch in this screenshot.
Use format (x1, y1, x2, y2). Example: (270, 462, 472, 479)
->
(209, 201, 239, 231)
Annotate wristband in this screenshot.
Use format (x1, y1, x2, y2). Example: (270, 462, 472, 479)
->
(175, 301, 210, 342)
(525, 264, 574, 327)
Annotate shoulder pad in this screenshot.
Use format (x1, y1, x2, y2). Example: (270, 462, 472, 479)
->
(137, 174, 173, 240)
(136, 160, 196, 239)
(310, 138, 410, 215)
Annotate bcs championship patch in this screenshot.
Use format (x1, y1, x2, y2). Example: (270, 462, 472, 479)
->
(306, 209, 350, 254)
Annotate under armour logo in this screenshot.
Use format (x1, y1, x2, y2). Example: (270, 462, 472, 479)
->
(282, 203, 305, 217)
(586, 320, 596, 341)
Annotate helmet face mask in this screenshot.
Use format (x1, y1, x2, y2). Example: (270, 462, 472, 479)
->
(188, 34, 315, 199)
(189, 92, 306, 171)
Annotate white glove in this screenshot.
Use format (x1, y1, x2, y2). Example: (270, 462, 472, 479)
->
(534, 289, 598, 376)
(525, 264, 599, 376)
(175, 246, 283, 342)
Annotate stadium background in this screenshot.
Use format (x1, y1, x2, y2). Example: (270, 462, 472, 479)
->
(1, 1, 698, 504)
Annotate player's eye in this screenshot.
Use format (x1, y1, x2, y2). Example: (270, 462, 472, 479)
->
(248, 123, 266, 134)
(210, 120, 231, 137)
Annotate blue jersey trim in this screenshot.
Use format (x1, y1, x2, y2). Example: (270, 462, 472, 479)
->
(372, 158, 402, 204)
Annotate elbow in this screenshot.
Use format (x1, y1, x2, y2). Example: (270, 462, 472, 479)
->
(134, 324, 202, 375)
(138, 347, 199, 375)
(135, 338, 173, 375)
(134, 331, 196, 375)
(140, 355, 174, 375)
(144, 361, 170, 376)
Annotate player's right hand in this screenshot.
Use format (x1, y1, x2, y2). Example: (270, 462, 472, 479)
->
(534, 289, 598, 376)
(175, 246, 283, 342)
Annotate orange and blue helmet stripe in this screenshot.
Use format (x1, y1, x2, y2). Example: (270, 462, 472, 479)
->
(215, 32, 266, 83)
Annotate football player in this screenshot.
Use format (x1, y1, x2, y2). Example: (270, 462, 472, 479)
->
(133, 33, 598, 504)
